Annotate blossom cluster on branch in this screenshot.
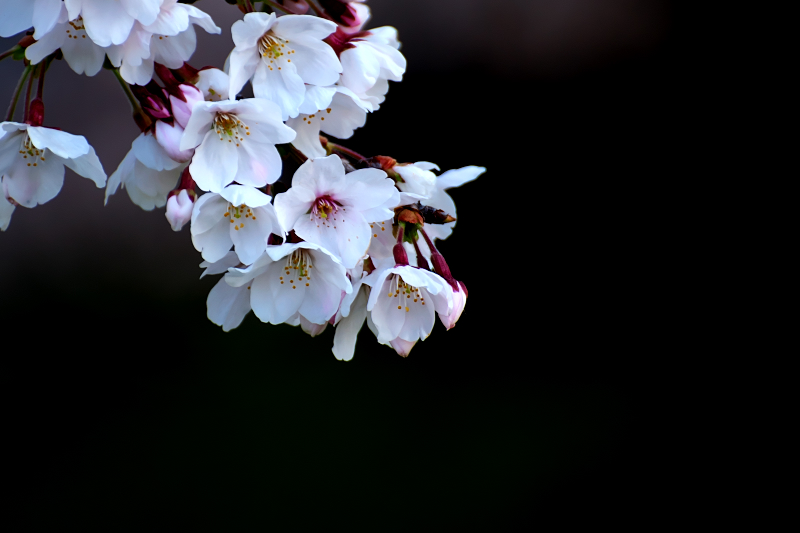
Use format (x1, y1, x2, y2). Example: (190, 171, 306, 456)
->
(0, 0, 485, 361)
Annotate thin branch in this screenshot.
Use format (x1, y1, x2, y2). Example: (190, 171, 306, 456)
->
(262, 0, 290, 14)
(37, 60, 47, 100)
(0, 46, 18, 62)
(22, 64, 35, 123)
(4, 66, 31, 122)
(112, 68, 141, 112)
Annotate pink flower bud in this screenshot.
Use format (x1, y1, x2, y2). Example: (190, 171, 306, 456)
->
(165, 190, 194, 232)
(170, 85, 204, 130)
(438, 281, 467, 330)
(155, 120, 193, 163)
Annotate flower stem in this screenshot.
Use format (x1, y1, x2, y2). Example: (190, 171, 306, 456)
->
(307, 1, 324, 17)
(37, 61, 47, 100)
(262, 0, 290, 14)
(5, 65, 31, 122)
(112, 68, 141, 112)
(330, 143, 367, 163)
(0, 46, 19, 62)
(22, 64, 35, 122)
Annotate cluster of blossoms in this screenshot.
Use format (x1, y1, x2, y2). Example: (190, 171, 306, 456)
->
(0, 0, 484, 361)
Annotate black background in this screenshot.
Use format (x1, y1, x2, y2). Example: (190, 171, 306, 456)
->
(2, 0, 682, 527)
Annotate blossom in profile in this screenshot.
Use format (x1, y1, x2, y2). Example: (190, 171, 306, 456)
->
(202, 251, 253, 332)
(225, 242, 352, 326)
(180, 98, 295, 193)
(228, 13, 341, 120)
(190, 185, 281, 266)
(63, 0, 162, 47)
(165, 189, 194, 232)
(0, 122, 106, 229)
(337, 27, 405, 97)
(274, 155, 398, 269)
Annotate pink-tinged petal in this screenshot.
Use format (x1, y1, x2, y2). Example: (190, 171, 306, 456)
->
(171, 85, 204, 130)
(80, 0, 135, 46)
(180, 101, 216, 151)
(155, 121, 193, 163)
(133, 132, 182, 171)
(389, 338, 416, 358)
(165, 189, 193, 231)
(252, 61, 305, 121)
(232, 12, 275, 49)
(62, 146, 106, 187)
(220, 184, 272, 208)
(3, 152, 64, 208)
(273, 15, 336, 41)
(207, 278, 251, 332)
(438, 282, 467, 330)
(332, 286, 368, 361)
(299, 315, 328, 337)
(27, 127, 89, 159)
(190, 130, 238, 193)
(238, 141, 281, 187)
(0, 191, 15, 231)
(0, 0, 34, 37)
(284, 38, 341, 87)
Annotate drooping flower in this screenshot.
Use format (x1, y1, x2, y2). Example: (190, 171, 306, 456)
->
(105, 132, 185, 211)
(336, 27, 406, 97)
(225, 242, 352, 326)
(363, 264, 453, 347)
(286, 85, 370, 159)
(0, 122, 106, 217)
(107, 0, 220, 85)
(331, 262, 370, 361)
(165, 189, 194, 231)
(180, 98, 295, 193)
(202, 251, 252, 332)
(228, 13, 342, 120)
(438, 280, 468, 330)
(274, 155, 399, 269)
(63, 0, 162, 47)
(190, 184, 281, 266)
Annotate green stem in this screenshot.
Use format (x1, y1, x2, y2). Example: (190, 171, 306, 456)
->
(22, 63, 36, 122)
(112, 68, 141, 112)
(0, 46, 19, 62)
(5, 66, 32, 122)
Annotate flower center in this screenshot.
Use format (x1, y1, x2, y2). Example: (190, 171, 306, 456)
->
(66, 17, 87, 40)
(387, 274, 424, 312)
(222, 203, 256, 231)
(311, 196, 340, 220)
(280, 249, 313, 290)
(213, 112, 249, 147)
(258, 32, 296, 72)
(18, 134, 45, 168)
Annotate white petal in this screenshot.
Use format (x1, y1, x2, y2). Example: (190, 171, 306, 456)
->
(27, 127, 90, 159)
(190, 130, 238, 193)
(284, 37, 341, 87)
(228, 48, 260, 100)
(220, 184, 272, 208)
(237, 141, 281, 188)
(25, 25, 64, 65)
(184, 5, 221, 35)
(32, 0, 64, 39)
(207, 278, 251, 332)
(3, 152, 64, 207)
(152, 24, 196, 68)
(190, 192, 228, 235)
(251, 61, 304, 121)
(133, 132, 182, 171)
(231, 12, 275, 49)
(179, 101, 216, 151)
(333, 286, 368, 361)
(62, 146, 106, 187)
(230, 206, 274, 266)
(196, 68, 229, 101)
(273, 15, 336, 41)
(286, 116, 324, 159)
(0, 0, 34, 37)
(320, 90, 367, 140)
(200, 251, 240, 278)
(0, 190, 16, 231)
(120, 0, 161, 27)
(143, 3, 189, 36)
(80, 0, 135, 46)
(298, 85, 336, 115)
(273, 185, 315, 234)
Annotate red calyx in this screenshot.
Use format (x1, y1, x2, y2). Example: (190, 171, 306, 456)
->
(27, 98, 44, 127)
(324, 27, 370, 57)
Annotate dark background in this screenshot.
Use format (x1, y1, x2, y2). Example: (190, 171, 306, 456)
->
(2, 0, 680, 527)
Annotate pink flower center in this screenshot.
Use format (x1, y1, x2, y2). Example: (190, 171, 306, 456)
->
(311, 195, 340, 220)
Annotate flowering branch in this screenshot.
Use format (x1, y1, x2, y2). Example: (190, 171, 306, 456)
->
(5, 65, 31, 122)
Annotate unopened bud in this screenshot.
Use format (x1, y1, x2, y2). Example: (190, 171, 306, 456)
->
(438, 281, 467, 330)
(165, 189, 194, 231)
(420, 205, 456, 225)
(393, 243, 408, 266)
(155, 120, 193, 163)
(28, 98, 44, 127)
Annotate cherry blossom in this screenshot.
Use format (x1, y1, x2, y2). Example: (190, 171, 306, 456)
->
(287, 85, 370, 158)
(274, 155, 399, 269)
(331, 264, 370, 361)
(438, 281, 468, 330)
(338, 27, 406, 97)
(63, 0, 162, 47)
(190, 185, 281, 266)
(165, 189, 193, 231)
(105, 132, 184, 211)
(0, 122, 106, 215)
(202, 252, 253, 333)
(195, 68, 230, 102)
(363, 264, 453, 346)
(228, 13, 341, 120)
(225, 242, 352, 326)
(393, 161, 439, 199)
(180, 98, 295, 193)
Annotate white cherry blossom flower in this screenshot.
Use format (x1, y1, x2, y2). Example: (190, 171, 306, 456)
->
(0, 122, 106, 212)
(274, 155, 399, 269)
(107, 0, 220, 85)
(202, 251, 252, 332)
(363, 264, 452, 346)
(180, 98, 295, 193)
(191, 184, 281, 266)
(339, 27, 405, 97)
(331, 264, 369, 361)
(105, 132, 184, 210)
(64, 0, 162, 47)
(438, 281, 468, 330)
(394, 161, 439, 199)
(26, 5, 108, 77)
(195, 68, 230, 102)
(165, 189, 193, 231)
(287, 85, 369, 159)
(225, 242, 352, 326)
(365, 311, 416, 358)
(228, 13, 341, 120)
(418, 165, 486, 241)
